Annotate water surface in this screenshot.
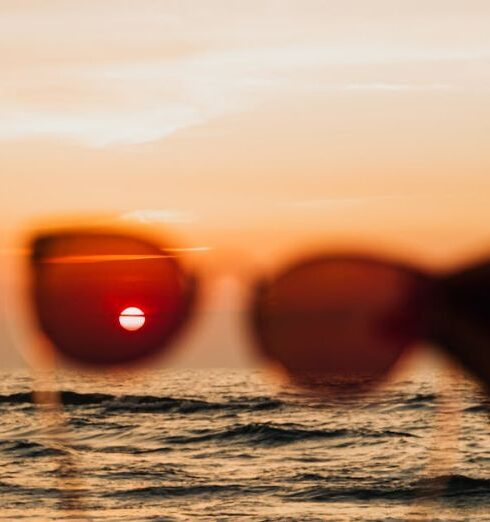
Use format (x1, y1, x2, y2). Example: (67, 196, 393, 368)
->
(0, 369, 488, 521)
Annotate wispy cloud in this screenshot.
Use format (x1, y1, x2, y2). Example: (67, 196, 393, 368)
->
(0, 44, 487, 147)
(0, 105, 204, 147)
(120, 209, 197, 224)
(344, 82, 453, 92)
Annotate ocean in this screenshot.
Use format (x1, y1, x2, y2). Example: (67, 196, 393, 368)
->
(0, 368, 488, 521)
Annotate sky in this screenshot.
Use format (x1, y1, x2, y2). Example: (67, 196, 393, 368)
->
(1, 1, 489, 368)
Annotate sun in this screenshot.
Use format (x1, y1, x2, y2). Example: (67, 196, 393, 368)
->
(119, 306, 146, 331)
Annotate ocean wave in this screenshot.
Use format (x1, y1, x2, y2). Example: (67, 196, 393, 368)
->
(60, 422, 419, 454)
(103, 483, 280, 499)
(2, 473, 488, 505)
(99, 474, 490, 503)
(390, 392, 438, 411)
(0, 480, 62, 497)
(0, 391, 283, 415)
(285, 474, 490, 502)
(165, 423, 347, 446)
(0, 439, 70, 458)
(404, 393, 438, 404)
(103, 395, 283, 415)
(0, 391, 112, 405)
(463, 404, 490, 414)
(103, 466, 192, 481)
(414, 474, 490, 497)
(162, 423, 418, 447)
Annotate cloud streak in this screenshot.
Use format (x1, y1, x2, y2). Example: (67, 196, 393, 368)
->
(0, 44, 487, 147)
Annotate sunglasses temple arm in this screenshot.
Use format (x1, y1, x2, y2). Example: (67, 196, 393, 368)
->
(430, 307, 490, 392)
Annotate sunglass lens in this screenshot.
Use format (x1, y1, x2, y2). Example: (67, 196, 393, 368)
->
(31, 232, 195, 367)
(252, 257, 428, 394)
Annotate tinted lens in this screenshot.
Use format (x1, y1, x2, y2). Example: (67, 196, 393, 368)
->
(252, 256, 428, 394)
(31, 232, 195, 367)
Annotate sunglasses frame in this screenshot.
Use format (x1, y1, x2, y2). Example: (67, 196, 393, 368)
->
(4, 214, 489, 394)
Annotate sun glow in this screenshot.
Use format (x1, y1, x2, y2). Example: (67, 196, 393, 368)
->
(119, 307, 146, 332)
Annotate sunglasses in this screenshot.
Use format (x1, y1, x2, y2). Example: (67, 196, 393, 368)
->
(20, 221, 490, 397)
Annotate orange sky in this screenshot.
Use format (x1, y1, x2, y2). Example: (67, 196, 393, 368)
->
(1, 1, 489, 367)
